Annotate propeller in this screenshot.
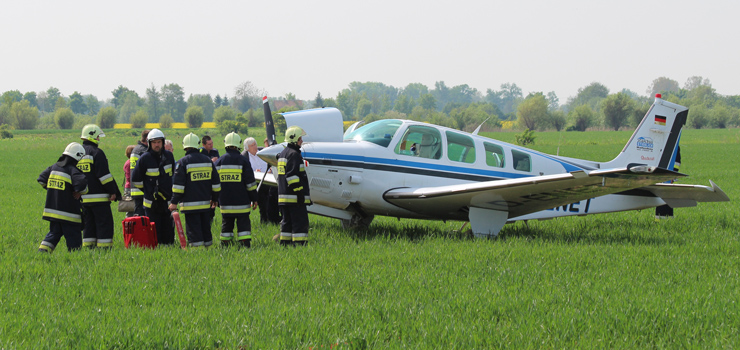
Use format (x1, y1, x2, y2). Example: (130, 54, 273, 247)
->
(263, 96, 277, 146)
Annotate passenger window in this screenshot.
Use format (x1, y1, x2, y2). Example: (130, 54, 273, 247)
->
(512, 150, 531, 172)
(395, 126, 442, 160)
(484, 142, 505, 168)
(446, 131, 475, 163)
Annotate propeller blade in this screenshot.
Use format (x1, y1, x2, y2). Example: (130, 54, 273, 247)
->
(263, 96, 277, 146)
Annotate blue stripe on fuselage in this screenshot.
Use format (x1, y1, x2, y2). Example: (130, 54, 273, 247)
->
(304, 152, 580, 180)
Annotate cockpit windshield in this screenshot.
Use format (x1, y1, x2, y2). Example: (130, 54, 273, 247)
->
(343, 119, 402, 147)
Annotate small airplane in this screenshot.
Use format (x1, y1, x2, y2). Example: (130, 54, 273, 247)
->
(255, 95, 729, 237)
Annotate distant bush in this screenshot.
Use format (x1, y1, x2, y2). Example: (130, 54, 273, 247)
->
(515, 128, 536, 146)
(130, 110, 148, 128)
(185, 106, 204, 128)
(159, 114, 174, 129)
(213, 106, 238, 126)
(0, 124, 13, 139)
(55, 108, 75, 129)
(97, 107, 117, 129)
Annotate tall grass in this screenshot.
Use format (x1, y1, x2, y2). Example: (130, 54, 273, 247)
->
(0, 128, 737, 348)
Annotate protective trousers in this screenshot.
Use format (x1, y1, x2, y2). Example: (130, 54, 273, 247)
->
(279, 205, 309, 246)
(83, 204, 114, 248)
(39, 221, 82, 253)
(221, 213, 251, 247)
(185, 211, 213, 248)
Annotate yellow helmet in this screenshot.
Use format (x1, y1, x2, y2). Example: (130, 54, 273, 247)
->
(224, 132, 241, 149)
(183, 133, 200, 149)
(285, 126, 306, 144)
(81, 124, 105, 143)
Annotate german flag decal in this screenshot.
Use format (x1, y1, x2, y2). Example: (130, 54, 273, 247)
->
(655, 115, 667, 126)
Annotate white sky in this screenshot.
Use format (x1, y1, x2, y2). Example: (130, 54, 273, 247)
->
(2, 0, 738, 103)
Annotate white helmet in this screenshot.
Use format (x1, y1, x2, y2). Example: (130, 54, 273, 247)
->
(148, 128, 165, 142)
(63, 142, 86, 162)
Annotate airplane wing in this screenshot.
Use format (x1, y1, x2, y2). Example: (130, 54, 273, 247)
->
(383, 166, 684, 219)
(254, 170, 277, 188)
(643, 180, 730, 207)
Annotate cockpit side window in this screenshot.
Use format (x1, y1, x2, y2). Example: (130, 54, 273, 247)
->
(395, 126, 442, 160)
(484, 142, 505, 168)
(446, 131, 475, 164)
(343, 119, 402, 147)
(511, 149, 531, 172)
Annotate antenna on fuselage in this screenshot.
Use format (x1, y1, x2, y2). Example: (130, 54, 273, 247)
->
(472, 118, 490, 135)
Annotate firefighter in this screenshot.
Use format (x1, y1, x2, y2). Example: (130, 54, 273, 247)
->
(214, 132, 258, 247)
(129, 129, 149, 216)
(37, 143, 89, 253)
(131, 129, 176, 245)
(169, 133, 221, 248)
(277, 126, 312, 246)
(78, 124, 121, 249)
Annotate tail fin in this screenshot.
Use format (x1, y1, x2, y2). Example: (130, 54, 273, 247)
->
(603, 95, 687, 169)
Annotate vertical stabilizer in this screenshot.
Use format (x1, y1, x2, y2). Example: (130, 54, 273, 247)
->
(602, 95, 687, 169)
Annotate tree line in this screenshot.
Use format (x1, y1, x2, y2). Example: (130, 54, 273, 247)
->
(1, 76, 738, 134)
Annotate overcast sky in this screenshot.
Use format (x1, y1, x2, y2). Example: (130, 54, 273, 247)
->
(2, 0, 737, 104)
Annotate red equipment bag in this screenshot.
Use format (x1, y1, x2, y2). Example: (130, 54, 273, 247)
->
(122, 216, 158, 248)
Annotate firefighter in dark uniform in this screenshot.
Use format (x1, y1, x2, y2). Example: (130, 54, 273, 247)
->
(78, 124, 121, 249)
(129, 129, 149, 216)
(277, 126, 311, 246)
(131, 129, 176, 245)
(37, 143, 89, 253)
(215, 132, 258, 247)
(169, 133, 221, 248)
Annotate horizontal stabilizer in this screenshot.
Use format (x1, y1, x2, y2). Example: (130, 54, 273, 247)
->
(645, 180, 730, 207)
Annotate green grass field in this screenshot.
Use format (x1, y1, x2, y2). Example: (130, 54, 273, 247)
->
(0, 128, 738, 349)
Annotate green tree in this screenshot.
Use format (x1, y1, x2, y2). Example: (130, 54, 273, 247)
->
(393, 94, 413, 115)
(85, 95, 101, 116)
(214, 95, 223, 107)
(97, 107, 117, 129)
(688, 104, 709, 129)
(119, 92, 141, 123)
(355, 99, 372, 119)
(647, 77, 679, 96)
(2, 90, 23, 106)
(419, 93, 436, 110)
(159, 114, 174, 129)
(233, 81, 265, 112)
(567, 82, 609, 110)
(146, 84, 162, 122)
(569, 105, 595, 131)
(187, 94, 215, 121)
(9, 100, 39, 129)
(684, 76, 711, 91)
(515, 129, 536, 146)
(0, 104, 10, 125)
(43, 87, 62, 113)
(54, 96, 67, 111)
(315, 92, 324, 108)
(130, 110, 149, 128)
(516, 93, 548, 130)
(213, 105, 239, 125)
(55, 108, 75, 129)
(602, 92, 635, 131)
(400, 83, 429, 101)
(23, 91, 38, 108)
(709, 104, 731, 128)
(111, 85, 134, 108)
(161, 83, 187, 121)
(69, 91, 87, 114)
(545, 110, 567, 131)
(184, 106, 204, 128)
